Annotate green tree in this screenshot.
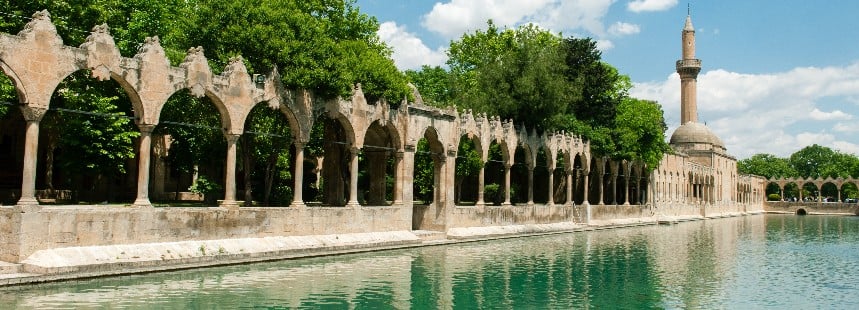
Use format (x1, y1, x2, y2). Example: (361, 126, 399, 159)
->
(612, 98, 670, 169)
(405, 65, 453, 107)
(155, 92, 226, 198)
(789, 144, 848, 178)
(177, 0, 409, 103)
(51, 74, 139, 194)
(446, 22, 574, 131)
(737, 154, 797, 178)
(240, 105, 293, 206)
(413, 139, 434, 203)
(454, 138, 483, 203)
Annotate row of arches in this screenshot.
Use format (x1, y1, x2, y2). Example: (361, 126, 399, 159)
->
(767, 177, 859, 202)
(0, 11, 762, 217)
(651, 158, 763, 206)
(0, 12, 652, 210)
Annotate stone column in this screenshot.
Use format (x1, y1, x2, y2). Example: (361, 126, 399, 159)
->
(565, 170, 573, 205)
(610, 173, 618, 205)
(401, 146, 416, 205)
(837, 187, 842, 203)
(598, 172, 605, 205)
(133, 124, 156, 207)
(527, 166, 534, 205)
(477, 163, 486, 206)
(623, 175, 630, 205)
(347, 146, 360, 207)
(290, 142, 306, 208)
(392, 151, 404, 205)
(779, 186, 784, 201)
(547, 169, 555, 205)
(502, 163, 512, 205)
(17, 106, 47, 206)
(220, 134, 241, 208)
(582, 171, 590, 205)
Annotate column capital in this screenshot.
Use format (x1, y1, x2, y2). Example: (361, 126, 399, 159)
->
(293, 141, 306, 149)
(19, 105, 47, 122)
(225, 133, 241, 143)
(138, 123, 157, 133)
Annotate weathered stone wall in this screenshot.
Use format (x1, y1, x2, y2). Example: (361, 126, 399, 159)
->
(0, 207, 19, 262)
(448, 204, 583, 228)
(4, 205, 410, 262)
(590, 204, 653, 221)
(765, 202, 859, 215)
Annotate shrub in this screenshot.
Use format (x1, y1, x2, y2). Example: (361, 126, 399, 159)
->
(767, 193, 781, 201)
(189, 175, 222, 205)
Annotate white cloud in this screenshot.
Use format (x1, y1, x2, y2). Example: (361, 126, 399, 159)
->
(795, 132, 835, 147)
(595, 39, 615, 51)
(608, 22, 641, 36)
(627, 0, 678, 13)
(833, 122, 859, 132)
(422, 0, 554, 38)
(377, 21, 447, 70)
(421, 0, 616, 39)
(631, 62, 859, 159)
(809, 108, 852, 121)
(833, 141, 859, 155)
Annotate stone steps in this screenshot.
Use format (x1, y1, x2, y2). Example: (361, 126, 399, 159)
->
(0, 261, 22, 275)
(413, 230, 447, 242)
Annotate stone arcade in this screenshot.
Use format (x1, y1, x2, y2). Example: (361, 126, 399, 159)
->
(0, 11, 764, 277)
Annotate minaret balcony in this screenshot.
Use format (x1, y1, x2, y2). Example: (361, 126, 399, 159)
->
(676, 59, 701, 70)
(676, 59, 701, 76)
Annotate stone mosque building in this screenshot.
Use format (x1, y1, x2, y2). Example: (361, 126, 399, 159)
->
(653, 14, 766, 216)
(0, 11, 765, 268)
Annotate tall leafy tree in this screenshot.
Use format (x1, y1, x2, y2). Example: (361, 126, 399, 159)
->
(612, 98, 671, 169)
(789, 144, 849, 178)
(405, 65, 453, 107)
(446, 22, 575, 131)
(737, 154, 797, 178)
(177, 0, 409, 103)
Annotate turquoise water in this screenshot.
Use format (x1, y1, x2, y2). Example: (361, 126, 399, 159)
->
(2, 214, 859, 309)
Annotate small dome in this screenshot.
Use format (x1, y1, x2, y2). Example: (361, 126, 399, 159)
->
(669, 122, 724, 148)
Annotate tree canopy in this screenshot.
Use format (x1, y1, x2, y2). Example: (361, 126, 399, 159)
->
(739, 144, 859, 179)
(407, 21, 668, 168)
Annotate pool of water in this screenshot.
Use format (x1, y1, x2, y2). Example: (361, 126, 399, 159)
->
(2, 214, 859, 309)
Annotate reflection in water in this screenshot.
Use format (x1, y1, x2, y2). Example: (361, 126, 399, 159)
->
(2, 215, 859, 309)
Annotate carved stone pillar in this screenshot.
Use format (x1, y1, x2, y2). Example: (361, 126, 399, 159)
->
(220, 134, 241, 208)
(623, 174, 630, 205)
(347, 146, 360, 207)
(503, 163, 512, 205)
(566, 170, 573, 205)
(133, 124, 156, 207)
(527, 166, 534, 205)
(610, 172, 618, 205)
(598, 172, 605, 205)
(779, 186, 784, 202)
(545, 168, 553, 205)
(582, 170, 590, 205)
(477, 163, 486, 206)
(17, 106, 47, 206)
(291, 142, 306, 208)
(392, 151, 404, 205)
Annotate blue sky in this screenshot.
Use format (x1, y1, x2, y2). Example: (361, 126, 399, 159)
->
(356, 0, 859, 159)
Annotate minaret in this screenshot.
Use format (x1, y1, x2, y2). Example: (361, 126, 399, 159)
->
(677, 13, 701, 125)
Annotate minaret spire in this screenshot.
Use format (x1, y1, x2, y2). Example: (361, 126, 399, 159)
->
(677, 12, 701, 125)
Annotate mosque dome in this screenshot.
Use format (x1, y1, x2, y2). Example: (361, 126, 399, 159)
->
(669, 122, 724, 148)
